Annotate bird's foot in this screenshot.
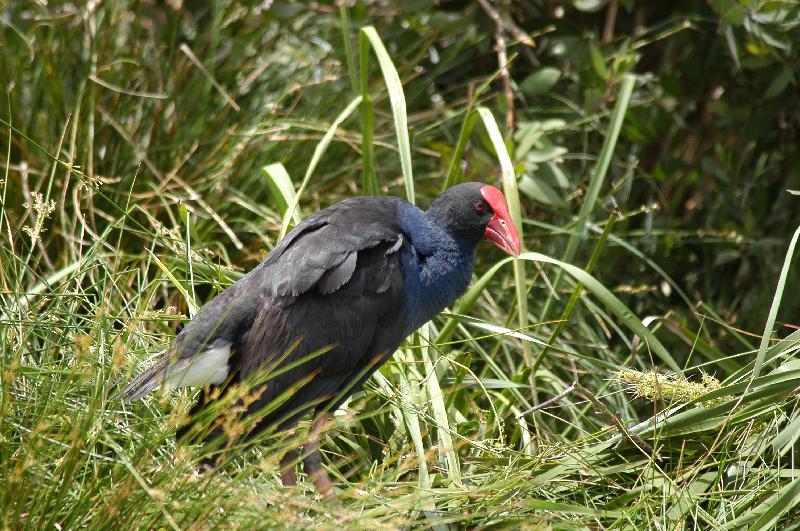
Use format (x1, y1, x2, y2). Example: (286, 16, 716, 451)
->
(308, 468, 340, 505)
(302, 412, 341, 506)
(280, 449, 299, 487)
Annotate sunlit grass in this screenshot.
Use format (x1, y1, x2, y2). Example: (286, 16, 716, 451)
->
(1, 2, 800, 529)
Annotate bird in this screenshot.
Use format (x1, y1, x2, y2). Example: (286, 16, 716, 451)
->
(121, 181, 520, 499)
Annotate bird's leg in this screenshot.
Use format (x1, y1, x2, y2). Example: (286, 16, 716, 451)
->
(280, 448, 299, 487)
(302, 412, 338, 501)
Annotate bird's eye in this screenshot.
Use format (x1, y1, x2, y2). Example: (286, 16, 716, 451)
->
(474, 201, 485, 212)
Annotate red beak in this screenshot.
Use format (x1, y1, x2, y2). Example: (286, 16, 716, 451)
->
(480, 185, 521, 257)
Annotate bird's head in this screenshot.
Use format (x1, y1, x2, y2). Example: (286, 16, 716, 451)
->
(428, 182, 521, 256)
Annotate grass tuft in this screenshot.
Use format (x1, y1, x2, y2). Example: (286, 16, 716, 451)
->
(1, 2, 799, 528)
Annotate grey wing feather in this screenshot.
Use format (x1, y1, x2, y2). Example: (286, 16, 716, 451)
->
(318, 251, 357, 294)
(262, 198, 403, 299)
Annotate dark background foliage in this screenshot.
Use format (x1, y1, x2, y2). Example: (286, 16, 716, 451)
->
(5, 0, 798, 335)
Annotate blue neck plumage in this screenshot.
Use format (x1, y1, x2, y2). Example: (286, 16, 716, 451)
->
(397, 203, 477, 335)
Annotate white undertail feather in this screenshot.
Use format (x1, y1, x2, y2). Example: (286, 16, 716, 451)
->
(121, 342, 232, 400)
(163, 343, 231, 388)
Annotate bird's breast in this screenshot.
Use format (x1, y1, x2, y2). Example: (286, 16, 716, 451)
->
(399, 245, 475, 334)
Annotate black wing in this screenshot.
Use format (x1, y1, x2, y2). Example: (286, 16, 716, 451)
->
(259, 196, 405, 299)
(234, 197, 409, 430)
(123, 197, 409, 418)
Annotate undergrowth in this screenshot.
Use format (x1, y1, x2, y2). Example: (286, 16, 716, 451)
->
(2, 1, 800, 529)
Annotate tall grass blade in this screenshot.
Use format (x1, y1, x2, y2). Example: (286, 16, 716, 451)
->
(263, 162, 301, 225)
(149, 251, 197, 317)
(442, 61, 505, 191)
(519, 251, 679, 371)
(752, 224, 800, 379)
(477, 107, 529, 367)
(279, 96, 362, 238)
(533, 211, 618, 372)
(419, 322, 462, 485)
(734, 476, 800, 530)
(2, 260, 83, 320)
(359, 32, 377, 196)
(437, 257, 515, 343)
(389, 351, 441, 525)
(359, 26, 415, 204)
(526, 499, 622, 518)
(542, 74, 635, 318)
(442, 110, 477, 191)
(339, 5, 358, 94)
(727, 329, 800, 384)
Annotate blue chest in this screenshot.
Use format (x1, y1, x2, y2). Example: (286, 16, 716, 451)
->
(398, 231, 477, 335)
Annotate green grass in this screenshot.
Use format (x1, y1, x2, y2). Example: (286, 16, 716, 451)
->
(2, 2, 800, 529)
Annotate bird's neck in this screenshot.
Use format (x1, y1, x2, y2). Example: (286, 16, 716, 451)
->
(397, 204, 477, 334)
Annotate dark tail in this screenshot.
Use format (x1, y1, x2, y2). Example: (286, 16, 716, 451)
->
(118, 356, 173, 401)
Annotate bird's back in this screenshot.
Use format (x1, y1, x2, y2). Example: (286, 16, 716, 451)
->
(125, 195, 411, 437)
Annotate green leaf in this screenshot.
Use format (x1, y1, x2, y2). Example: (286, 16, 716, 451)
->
(538, 161, 571, 189)
(709, 0, 748, 25)
(572, 0, 609, 13)
(269, 1, 305, 18)
(515, 122, 544, 160)
(525, 142, 568, 163)
(589, 39, 609, 80)
(765, 66, 795, 99)
(539, 118, 568, 131)
(518, 174, 568, 207)
(520, 67, 561, 97)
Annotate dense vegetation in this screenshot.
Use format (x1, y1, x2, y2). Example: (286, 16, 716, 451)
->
(2, 0, 800, 528)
